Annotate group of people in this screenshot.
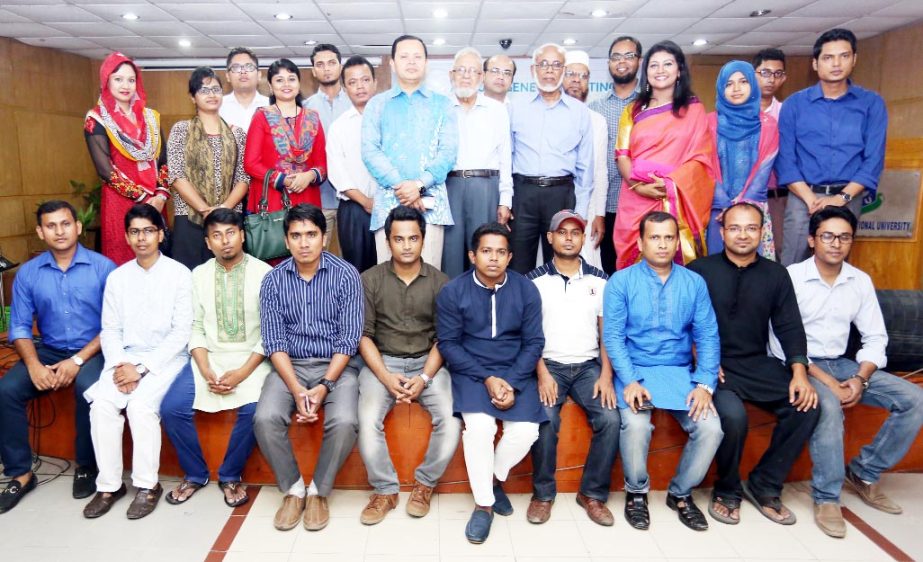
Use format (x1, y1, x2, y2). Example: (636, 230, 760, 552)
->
(0, 26, 920, 547)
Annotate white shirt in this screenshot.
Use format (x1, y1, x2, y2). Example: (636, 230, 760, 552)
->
(769, 257, 888, 368)
(579, 111, 610, 268)
(220, 91, 269, 130)
(451, 93, 514, 207)
(529, 259, 608, 364)
(327, 107, 377, 201)
(86, 255, 193, 409)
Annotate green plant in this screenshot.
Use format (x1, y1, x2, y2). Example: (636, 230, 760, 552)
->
(70, 179, 102, 228)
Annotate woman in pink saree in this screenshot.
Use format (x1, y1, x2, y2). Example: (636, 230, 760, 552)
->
(613, 41, 716, 270)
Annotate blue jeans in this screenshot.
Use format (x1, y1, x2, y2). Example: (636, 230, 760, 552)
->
(160, 363, 258, 484)
(530, 359, 620, 502)
(0, 344, 103, 475)
(808, 357, 923, 503)
(620, 407, 723, 497)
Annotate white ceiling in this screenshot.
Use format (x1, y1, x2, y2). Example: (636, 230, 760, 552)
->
(1, 0, 920, 64)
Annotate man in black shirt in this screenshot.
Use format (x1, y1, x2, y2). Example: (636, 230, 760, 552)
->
(688, 202, 819, 526)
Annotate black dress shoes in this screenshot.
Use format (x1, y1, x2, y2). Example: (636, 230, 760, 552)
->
(667, 493, 709, 531)
(624, 492, 650, 530)
(72, 466, 98, 499)
(0, 473, 37, 514)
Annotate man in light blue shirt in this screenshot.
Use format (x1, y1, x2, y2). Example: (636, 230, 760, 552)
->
(509, 43, 594, 274)
(304, 43, 354, 253)
(603, 211, 722, 532)
(362, 35, 458, 270)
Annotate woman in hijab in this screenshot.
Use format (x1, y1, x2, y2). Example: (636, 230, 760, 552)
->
(706, 60, 779, 258)
(84, 52, 167, 265)
(167, 67, 249, 270)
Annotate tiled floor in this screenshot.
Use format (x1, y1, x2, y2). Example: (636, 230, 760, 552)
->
(1, 466, 920, 562)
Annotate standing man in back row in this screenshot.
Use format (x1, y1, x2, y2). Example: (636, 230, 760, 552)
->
(776, 28, 887, 265)
(220, 47, 269, 130)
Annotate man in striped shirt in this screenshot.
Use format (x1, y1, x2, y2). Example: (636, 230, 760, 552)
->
(254, 204, 364, 533)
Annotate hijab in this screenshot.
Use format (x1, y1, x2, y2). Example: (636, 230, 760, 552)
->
(714, 60, 761, 200)
(92, 52, 160, 162)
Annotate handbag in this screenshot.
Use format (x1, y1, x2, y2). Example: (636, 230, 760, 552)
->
(244, 172, 291, 260)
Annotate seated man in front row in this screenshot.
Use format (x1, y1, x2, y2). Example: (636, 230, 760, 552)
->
(83, 203, 193, 520)
(436, 223, 546, 544)
(771, 206, 923, 538)
(604, 211, 723, 532)
(255, 204, 364, 532)
(0, 200, 115, 514)
(527, 210, 620, 526)
(357, 205, 461, 525)
(160, 209, 273, 508)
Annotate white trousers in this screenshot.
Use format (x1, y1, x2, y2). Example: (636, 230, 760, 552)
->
(375, 225, 445, 270)
(90, 397, 162, 492)
(461, 412, 539, 507)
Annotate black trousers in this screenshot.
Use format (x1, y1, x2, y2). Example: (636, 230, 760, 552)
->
(510, 178, 575, 274)
(172, 215, 212, 271)
(600, 212, 617, 275)
(712, 387, 820, 500)
(337, 199, 376, 273)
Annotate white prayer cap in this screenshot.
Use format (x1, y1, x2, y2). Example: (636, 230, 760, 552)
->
(564, 50, 590, 68)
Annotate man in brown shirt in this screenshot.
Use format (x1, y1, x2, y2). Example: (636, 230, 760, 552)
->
(357, 205, 461, 525)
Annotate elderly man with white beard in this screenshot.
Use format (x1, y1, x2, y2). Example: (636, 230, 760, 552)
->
(442, 47, 514, 279)
(508, 43, 594, 274)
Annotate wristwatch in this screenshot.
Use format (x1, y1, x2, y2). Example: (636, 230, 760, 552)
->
(136, 364, 150, 378)
(851, 374, 870, 390)
(71, 355, 85, 367)
(416, 179, 426, 194)
(839, 192, 853, 203)
(317, 379, 336, 393)
(696, 383, 714, 395)
(419, 373, 433, 389)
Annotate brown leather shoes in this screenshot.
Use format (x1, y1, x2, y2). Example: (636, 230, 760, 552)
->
(126, 483, 163, 520)
(83, 483, 127, 519)
(814, 502, 847, 538)
(274, 494, 306, 531)
(576, 492, 614, 526)
(303, 495, 330, 531)
(845, 467, 902, 514)
(526, 498, 553, 524)
(406, 481, 434, 518)
(360, 493, 399, 525)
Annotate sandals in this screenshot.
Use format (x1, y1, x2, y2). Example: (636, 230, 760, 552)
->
(741, 481, 796, 525)
(219, 481, 250, 508)
(165, 479, 207, 505)
(708, 495, 741, 525)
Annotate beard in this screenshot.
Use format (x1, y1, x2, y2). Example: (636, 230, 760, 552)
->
(319, 77, 339, 87)
(611, 68, 638, 85)
(453, 86, 477, 99)
(534, 72, 564, 93)
(566, 86, 588, 102)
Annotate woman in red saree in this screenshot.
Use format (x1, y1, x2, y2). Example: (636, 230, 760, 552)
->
(84, 52, 168, 265)
(613, 41, 716, 270)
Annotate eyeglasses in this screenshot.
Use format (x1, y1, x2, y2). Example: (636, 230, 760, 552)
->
(564, 70, 589, 80)
(757, 69, 786, 79)
(725, 225, 761, 235)
(197, 85, 223, 96)
(609, 52, 638, 62)
(535, 60, 564, 71)
(128, 227, 160, 239)
(228, 63, 257, 74)
(451, 67, 482, 76)
(487, 67, 513, 78)
(817, 232, 854, 245)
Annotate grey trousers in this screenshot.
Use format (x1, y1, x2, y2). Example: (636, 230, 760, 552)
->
(780, 191, 864, 266)
(358, 355, 461, 494)
(442, 175, 501, 279)
(253, 358, 359, 495)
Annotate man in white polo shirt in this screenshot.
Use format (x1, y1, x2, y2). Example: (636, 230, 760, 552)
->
(525, 210, 619, 526)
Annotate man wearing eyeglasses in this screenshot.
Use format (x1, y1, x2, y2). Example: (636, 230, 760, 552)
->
(220, 47, 269, 129)
(769, 205, 923, 538)
(589, 36, 641, 275)
(509, 43, 593, 274)
(482, 55, 516, 105)
(443, 47, 513, 279)
(753, 48, 788, 251)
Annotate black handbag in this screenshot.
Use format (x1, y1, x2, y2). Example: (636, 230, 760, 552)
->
(244, 172, 291, 260)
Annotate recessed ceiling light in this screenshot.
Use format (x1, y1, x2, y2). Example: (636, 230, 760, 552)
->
(433, 8, 448, 18)
(749, 9, 772, 17)
(178, 39, 192, 48)
(693, 38, 708, 46)
(590, 9, 608, 18)
(563, 38, 577, 46)
(304, 40, 317, 46)
(433, 38, 446, 46)
(274, 12, 293, 21)
(121, 12, 139, 21)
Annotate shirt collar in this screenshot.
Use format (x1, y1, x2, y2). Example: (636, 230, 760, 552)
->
(37, 244, 93, 270)
(452, 92, 489, 108)
(386, 259, 429, 278)
(546, 258, 586, 280)
(720, 251, 760, 271)
(805, 256, 856, 287)
(283, 252, 329, 276)
(388, 84, 431, 99)
(472, 268, 508, 291)
(639, 258, 675, 282)
(528, 88, 570, 107)
(608, 84, 640, 101)
(807, 80, 857, 101)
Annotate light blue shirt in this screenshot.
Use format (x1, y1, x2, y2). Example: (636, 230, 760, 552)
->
(361, 85, 458, 231)
(510, 91, 594, 218)
(603, 260, 719, 410)
(304, 88, 354, 209)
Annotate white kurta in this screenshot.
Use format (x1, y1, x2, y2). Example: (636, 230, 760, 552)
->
(189, 256, 273, 412)
(86, 255, 193, 410)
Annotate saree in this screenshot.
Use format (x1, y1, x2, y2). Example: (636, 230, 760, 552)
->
(613, 99, 716, 270)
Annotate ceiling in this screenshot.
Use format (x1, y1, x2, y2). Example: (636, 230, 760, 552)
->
(1, 0, 921, 65)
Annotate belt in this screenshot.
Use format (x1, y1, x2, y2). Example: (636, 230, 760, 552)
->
(513, 174, 574, 187)
(448, 169, 499, 178)
(767, 187, 789, 199)
(809, 182, 848, 195)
